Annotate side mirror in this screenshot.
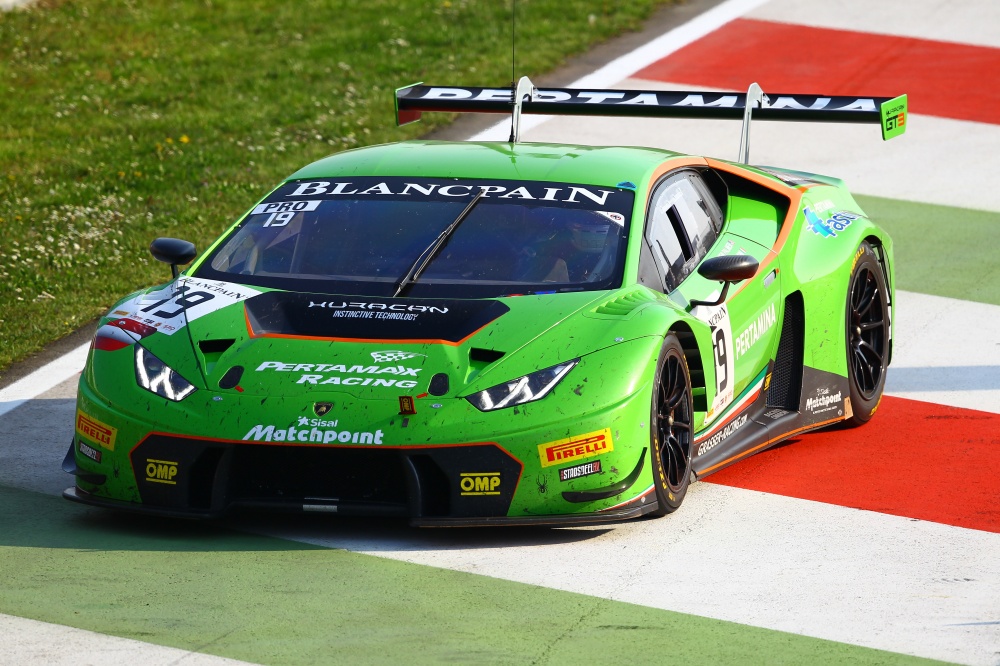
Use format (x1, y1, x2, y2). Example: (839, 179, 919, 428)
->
(150, 237, 197, 279)
(689, 254, 759, 308)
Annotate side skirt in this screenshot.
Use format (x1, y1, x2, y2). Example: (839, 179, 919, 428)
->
(692, 365, 852, 479)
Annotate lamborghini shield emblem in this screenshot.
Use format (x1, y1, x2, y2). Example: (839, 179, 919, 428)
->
(313, 402, 333, 417)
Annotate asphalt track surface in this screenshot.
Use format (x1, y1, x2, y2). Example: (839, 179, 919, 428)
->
(2, 0, 999, 664)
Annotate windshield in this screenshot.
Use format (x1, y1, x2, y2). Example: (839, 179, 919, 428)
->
(196, 177, 633, 298)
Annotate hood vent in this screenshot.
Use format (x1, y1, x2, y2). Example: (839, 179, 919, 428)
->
(469, 348, 505, 364)
(592, 290, 656, 316)
(199, 339, 236, 375)
(199, 339, 236, 354)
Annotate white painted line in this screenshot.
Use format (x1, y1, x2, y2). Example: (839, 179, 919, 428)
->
(0, 613, 260, 666)
(0, 342, 90, 418)
(254, 482, 1000, 666)
(468, 0, 771, 141)
(749, 0, 1000, 49)
(886, 290, 1000, 414)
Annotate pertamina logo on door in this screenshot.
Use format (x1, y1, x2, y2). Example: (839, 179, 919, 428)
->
(537, 428, 614, 468)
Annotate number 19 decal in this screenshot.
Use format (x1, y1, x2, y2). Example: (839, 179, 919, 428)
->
(691, 302, 735, 422)
(713, 327, 729, 393)
(139, 285, 215, 319)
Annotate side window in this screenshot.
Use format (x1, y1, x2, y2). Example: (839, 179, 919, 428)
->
(643, 170, 723, 291)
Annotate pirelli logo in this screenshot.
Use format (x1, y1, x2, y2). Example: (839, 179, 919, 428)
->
(459, 472, 501, 496)
(538, 428, 613, 468)
(75, 410, 117, 451)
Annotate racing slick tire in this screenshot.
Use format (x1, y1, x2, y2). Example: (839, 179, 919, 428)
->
(648, 333, 694, 516)
(844, 241, 890, 427)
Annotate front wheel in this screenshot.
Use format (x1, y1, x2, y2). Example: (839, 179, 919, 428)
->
(648, 333, 694, 516)
(844, 242, 889, 426)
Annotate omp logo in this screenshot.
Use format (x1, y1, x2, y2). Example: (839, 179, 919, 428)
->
(538, 429, 614, 468)
(145, 459, 178, 485)
(459, 472, 501, 496)
(75, 410, 117, 451)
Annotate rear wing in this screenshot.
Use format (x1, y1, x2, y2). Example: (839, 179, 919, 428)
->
(395, 77, 907, 163)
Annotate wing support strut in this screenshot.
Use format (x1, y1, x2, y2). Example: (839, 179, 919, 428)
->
(738, 83, 767, 164)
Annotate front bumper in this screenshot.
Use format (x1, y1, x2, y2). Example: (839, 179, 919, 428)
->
(64, 429, 658, 526)
(70, 335, 664, 524)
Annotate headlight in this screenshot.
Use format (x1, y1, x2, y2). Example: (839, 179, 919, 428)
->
(467, 360, 578, 412)
(134, 345, 197, 401)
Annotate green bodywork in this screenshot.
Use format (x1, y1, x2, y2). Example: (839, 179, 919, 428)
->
(71, 140, 894, 521)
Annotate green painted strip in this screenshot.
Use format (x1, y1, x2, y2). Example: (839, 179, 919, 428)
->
(857, 194, 1000, 306)
(0, 485, 946, 665)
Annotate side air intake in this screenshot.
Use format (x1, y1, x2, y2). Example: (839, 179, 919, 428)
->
(766, 292, 804, 411)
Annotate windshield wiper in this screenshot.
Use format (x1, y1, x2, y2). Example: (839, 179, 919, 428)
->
(393, 188, 485, 298)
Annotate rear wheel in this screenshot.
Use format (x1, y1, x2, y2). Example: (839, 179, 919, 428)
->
(844, 242, 889, 426)
(649, 334, 694, 516)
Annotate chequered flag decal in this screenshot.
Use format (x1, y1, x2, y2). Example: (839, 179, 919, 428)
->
(371, 350, 424, 363)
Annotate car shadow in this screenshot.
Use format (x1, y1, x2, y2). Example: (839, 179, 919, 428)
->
(226, 511, 614, 552)
(0, 479, 612, 554)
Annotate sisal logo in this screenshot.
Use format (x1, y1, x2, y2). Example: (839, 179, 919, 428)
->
(459, 472, 501, 496)
(145, 459, 178, 485)
(538, 429, 614, 468)
(76, 410, 117, 451)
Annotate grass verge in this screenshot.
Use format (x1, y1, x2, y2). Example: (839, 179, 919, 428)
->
(0, 0, 673, 374)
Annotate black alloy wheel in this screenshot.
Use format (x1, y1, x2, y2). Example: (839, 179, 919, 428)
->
(649, 333, 694, 516)
(844, 241, 890, 426)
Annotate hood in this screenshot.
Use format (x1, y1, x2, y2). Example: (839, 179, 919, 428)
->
(159, 286, 663, 400)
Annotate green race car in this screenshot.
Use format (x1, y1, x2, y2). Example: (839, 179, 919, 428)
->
(64, 80, 906, 525)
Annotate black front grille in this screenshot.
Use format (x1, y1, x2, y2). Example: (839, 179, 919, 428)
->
(228, 445, 410, 506)
(767, 292, 804, 410)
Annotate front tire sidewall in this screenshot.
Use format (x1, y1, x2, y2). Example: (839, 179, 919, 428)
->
(649, 334, 694, 516)
(845, 242, 889, 425)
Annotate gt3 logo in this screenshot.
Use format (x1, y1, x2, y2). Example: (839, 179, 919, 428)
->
(145, 459, 178, 485)
(884, 111, 905, 132)
(459, 472, 501, 496)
